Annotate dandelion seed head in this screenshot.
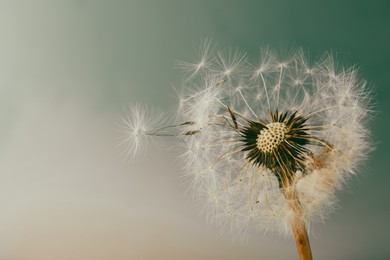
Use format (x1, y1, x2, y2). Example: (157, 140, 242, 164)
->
(121, 40, 373, 241)
(175, 43, 373, 236)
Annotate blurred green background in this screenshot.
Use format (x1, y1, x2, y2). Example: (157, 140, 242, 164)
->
(0, 1, 389, 259)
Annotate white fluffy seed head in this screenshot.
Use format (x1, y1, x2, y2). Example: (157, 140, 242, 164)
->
(176, 41, 373, 237)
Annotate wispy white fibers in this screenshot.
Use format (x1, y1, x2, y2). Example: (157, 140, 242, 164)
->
(175, 42, 372, 236)
(117, 103, 169, 162)
(121, 41, 373, 238)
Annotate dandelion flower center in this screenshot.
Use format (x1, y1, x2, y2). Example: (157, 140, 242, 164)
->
(256, 122, 287, 153)
(240, 111, 312, 185)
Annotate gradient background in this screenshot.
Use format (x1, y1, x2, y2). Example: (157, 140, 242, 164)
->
(0, 1, 389, 259)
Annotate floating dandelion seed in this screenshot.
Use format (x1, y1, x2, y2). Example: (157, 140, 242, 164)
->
(120, 41, 373, 259)
(117, 103, 171, 162)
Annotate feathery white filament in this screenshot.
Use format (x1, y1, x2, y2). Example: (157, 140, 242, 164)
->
(117, 103, 168, 161)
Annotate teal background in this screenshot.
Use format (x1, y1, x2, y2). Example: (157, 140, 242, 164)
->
(0, 1, 389, 259)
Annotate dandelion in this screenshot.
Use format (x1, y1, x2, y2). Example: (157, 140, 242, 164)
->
(121, 42, 373, 259)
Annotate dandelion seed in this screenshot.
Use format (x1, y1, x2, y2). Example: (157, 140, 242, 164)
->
(117, 103, 170, 162)
(120, 42, 373, 260)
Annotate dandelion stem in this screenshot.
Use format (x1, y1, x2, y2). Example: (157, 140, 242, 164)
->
(291, 212, 312, 260)
(281, 177, 313, 260)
